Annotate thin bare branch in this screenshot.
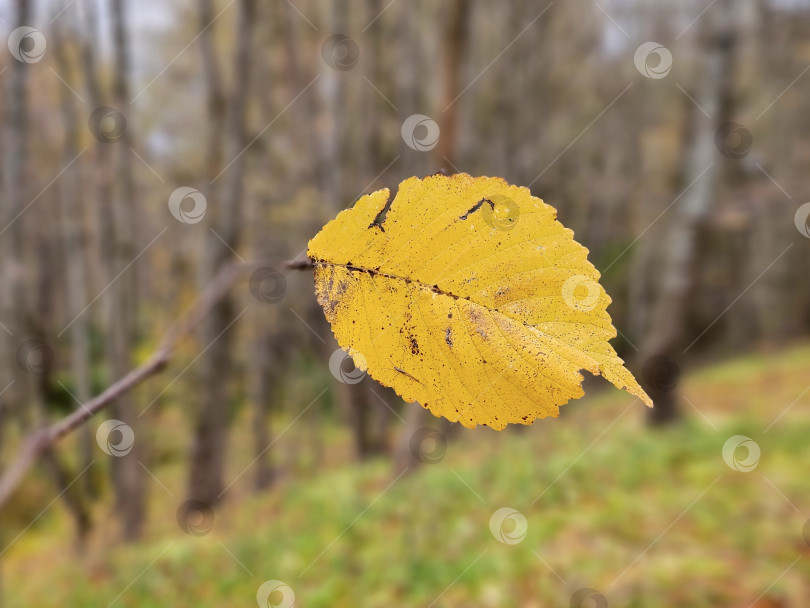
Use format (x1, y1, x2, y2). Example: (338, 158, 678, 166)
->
(285, 255, 315, 270)
(0, 259, 267, 509)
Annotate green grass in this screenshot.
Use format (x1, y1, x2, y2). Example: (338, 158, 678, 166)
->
(3, 344, 810, 607)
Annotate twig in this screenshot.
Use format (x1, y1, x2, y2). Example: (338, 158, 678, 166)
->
(0, 260, 263, 509)
(285, 255, 314, 270)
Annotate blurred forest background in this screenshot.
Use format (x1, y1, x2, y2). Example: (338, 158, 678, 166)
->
(1, 0, 810, 606)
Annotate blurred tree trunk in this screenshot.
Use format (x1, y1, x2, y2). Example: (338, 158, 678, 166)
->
(638, 0, 741, 425)
(249, 337, 283, 490)
(435, 0, 471, 167)
(103, 0, 146, 540)
(367, 1, 396, 456)
(317, 0, 379, 461)
(79, 0, 110, 499)
(54, 14, 96, 500)
(49, 19, 95, 548)
(319, 0, 347, 209)
(393, 403, 426, 475)
(247, 2, 282, 492)
(186, 0, 228, 505)
(394, 0, 471, 473)
(0, 0, 33, 427)
(393, 0, 421, 180)
(280, 0, 320, 186)
(187, 0, 257, 505)
(338, 379, 383, 459)
(435, 0, 469, 446)
(360, 0, 385, 185)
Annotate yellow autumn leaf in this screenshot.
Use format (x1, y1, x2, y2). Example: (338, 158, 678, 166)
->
(308, 173, 652, 429)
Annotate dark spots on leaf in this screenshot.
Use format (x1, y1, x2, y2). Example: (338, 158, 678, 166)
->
(468, 309, 488, 340)
(445, 328, 453, 347)
(322, 274, 350, 317)
(460, 198, 494, 221)
(448, 313, 453, 319)
(409, 337, 420, 355)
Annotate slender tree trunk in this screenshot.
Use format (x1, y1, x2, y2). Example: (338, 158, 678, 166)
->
(53, 15, 96, 500)
(318, 0, 348, 209)
(435, 0, 471, 166)
(317, 0, 382, 461)
(637, 0, 741, 425)
(280, 0, 319, 186)
(105, 0, 146, 540)
(48, 20, 95, 548)
(394, 0, 471, 470)
(394, 0, 421, 180)
(250, 345, 276, 490)
(393, 402, 426, 475)
(1, 0, 33, 425)
(187, 0, 257, 505)
(78, 0, 112, 502)
(360, 0, 384, 185)
(0, 5, 33, 588)
(249, 335, 290, 490)
(186, 0, 227, 504)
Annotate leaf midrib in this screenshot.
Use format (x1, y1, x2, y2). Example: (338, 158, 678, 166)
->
(313, 259, 616, 347)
